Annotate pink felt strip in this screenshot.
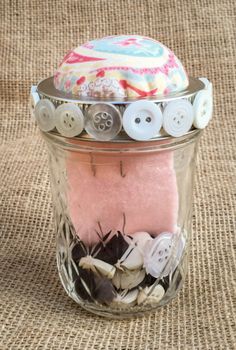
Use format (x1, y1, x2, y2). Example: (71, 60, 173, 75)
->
(65, 141, 178, 246)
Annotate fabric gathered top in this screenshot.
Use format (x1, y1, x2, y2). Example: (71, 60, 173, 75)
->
(54, 35, 189, 98)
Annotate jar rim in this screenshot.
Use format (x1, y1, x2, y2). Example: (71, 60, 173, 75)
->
(42, 128, 202, 153)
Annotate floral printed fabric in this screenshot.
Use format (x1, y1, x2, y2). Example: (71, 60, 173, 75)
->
(54, 35, 189, 98)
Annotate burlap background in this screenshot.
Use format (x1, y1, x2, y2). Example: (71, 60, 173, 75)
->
(0, 0, 235, 349)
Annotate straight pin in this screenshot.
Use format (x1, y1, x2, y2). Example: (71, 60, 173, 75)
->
(97, 221, 103, 236)
(120, 160, 126, 177)
(90, 152, 96, 176)
(122, 212, 126, 234)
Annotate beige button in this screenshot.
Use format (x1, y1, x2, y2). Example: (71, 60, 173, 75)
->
(85, 103, 122, 141)
(35, 99, 56, 132)
(55, 103, 84, 137)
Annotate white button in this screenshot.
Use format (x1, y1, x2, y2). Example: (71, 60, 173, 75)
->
(122, 101, 163, 141)
(143, 232, 185, 278)
(55, 103, 84, 137)
(29, 90, 40, 120)
(163, 100, 194, 137)
(30, 85, 37, 94)
(193, 89, 213, 129)
(199, 77, 213, 95)
(35, 99, 56, 132)
(85, 103, 122, 141)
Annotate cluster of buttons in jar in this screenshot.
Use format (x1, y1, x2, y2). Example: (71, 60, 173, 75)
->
(30, 78, 213, 141)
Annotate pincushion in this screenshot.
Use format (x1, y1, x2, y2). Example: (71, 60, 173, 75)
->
(30, 34, 213, 314)
(54, 35, 189, 98)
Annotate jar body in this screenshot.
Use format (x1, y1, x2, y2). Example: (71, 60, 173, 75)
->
(43, 131, 201, 318)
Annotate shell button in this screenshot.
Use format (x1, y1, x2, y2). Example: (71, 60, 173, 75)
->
(29, 86, 40, 120)
(35, 99, 56, 132)
(193, 89, 213, 129)
(55, 103, 84, 137)
(163, 100, 194, 137)
(143, 232, 185, 278)
(85, 103, 122, 141)
(122, 100, 163, 141)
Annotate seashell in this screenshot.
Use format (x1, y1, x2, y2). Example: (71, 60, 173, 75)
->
(112, 268, 146, 290)
(116, 231, 152, 270)
(138, 273, 157, 289)
(111, 289, 139, 308)
(94, 231, 129, 265)
(79, 255, 116, 279)
(93, 275, 117, 304)
(74, 268, 95, 302)
(137, 284, 165, 305)
(71, 240, 87, 263)
(118, 246, 143, 270)
(131, 231, 153, 252)
(74, 267, 116, 304)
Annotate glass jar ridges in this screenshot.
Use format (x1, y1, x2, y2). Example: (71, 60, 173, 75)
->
(56, 214, 187, 314)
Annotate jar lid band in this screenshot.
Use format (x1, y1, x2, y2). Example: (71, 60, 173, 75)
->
(30, 77, 213, 142)
(37, 76, 204, 104)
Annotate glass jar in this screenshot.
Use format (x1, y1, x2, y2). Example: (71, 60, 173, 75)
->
(42, 129, 201, 318)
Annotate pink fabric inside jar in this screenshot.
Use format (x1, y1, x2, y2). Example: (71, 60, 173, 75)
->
(66, 140, 178, 245)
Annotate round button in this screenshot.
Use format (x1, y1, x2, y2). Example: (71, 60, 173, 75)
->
(143, 232, 185, 278)
(29, 91, 40, 120)
(199, 77, 213, 95)
(85, 103, 122, 141)
(193, 89, 213, 129)
(55, 103, 84, 137)
(163, 100, 194, 137)
(35, 99, 56, 132)
(122, 101, 163, 141)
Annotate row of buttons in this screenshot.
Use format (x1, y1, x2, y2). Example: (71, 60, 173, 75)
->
(30, 79, 212, 140)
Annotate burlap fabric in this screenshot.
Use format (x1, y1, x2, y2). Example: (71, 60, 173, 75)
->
(0, 1, 235, 349)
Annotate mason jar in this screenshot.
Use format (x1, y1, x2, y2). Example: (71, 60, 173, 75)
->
(30, 35, 213, 318)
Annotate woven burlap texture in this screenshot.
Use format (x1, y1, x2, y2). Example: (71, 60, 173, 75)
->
(0, 1, 235, 349)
